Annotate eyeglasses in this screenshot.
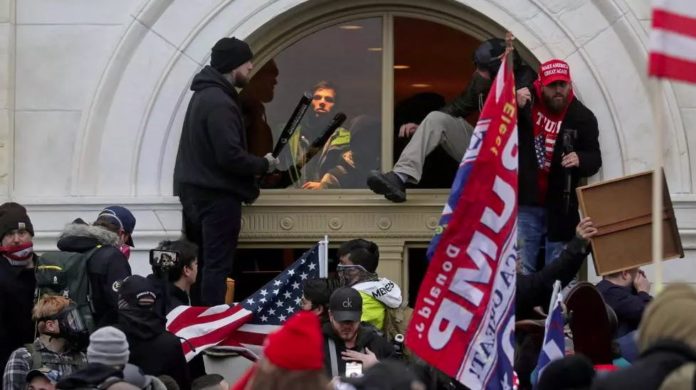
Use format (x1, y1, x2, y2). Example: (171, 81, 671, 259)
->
(313, 95, 335, 103)
(336, 264, 367, 273)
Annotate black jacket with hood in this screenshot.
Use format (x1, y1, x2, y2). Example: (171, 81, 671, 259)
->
(173, 65, 268, 203)
(57, 223, 131, 328)
(117, 308, 190, 389)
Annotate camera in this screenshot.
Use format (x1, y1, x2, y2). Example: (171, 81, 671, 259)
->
(345, 362, 363, 378)
(149, 249, 180, 272)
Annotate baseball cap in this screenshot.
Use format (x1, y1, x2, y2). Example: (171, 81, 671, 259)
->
(26, 367, 61, 385)
(97, 205, 136, 246)
(539, 59, 571, 86)
(117, 275, 157, 308)
(330, 287, 362, 322)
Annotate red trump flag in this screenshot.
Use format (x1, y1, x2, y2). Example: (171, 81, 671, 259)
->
(405, 51, 517, 389)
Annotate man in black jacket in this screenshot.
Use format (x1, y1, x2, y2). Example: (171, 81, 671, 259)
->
(596, 267, 652, 338)
(517, 59, 602, 274)
(174, 37, 280, 306)
(0, 202, 37, 374)
(367, 38, 537, 202)
(116, 275, 190, 389)
(322, 287, 394, 379)
(56, 208, 134, 328)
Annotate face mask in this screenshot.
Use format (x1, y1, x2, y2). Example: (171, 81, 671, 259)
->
(0, 242, 34, 264)
(119, 244, 131, 261)
(336, 264, 368, 287)
(41, 304, 89, 350)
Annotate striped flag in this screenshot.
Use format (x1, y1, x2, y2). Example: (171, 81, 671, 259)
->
(532, 280, 565, 387)
(406, 49, 517, 389)
(166, 244, 323, 361)
(648, 0, 696, 83)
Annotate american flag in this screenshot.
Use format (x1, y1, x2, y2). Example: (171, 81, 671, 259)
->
(532, 280, 565, 387)
(166, 244, 323, 361)
(649, 0, 696, 83)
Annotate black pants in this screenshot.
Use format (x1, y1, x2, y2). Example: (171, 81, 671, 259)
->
(180, 186, 241, 306)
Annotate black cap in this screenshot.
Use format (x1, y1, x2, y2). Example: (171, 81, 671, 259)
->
(116, 275, 157, 308)
(211, 37, 253, 74)
(329, 287, 362, 322)
(474, 38, 506, 75)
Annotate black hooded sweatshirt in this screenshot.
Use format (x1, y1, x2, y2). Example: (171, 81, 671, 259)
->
(117, 308, 190, 389)
(173, 65, 268, 203)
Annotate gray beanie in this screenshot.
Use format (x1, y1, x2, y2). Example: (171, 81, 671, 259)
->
(87, 326, 130, 367)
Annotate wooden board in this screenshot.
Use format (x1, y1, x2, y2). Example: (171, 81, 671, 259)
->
(576, 170, 683, 276)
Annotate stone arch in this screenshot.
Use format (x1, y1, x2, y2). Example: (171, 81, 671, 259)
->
(70, 0, 691, 198)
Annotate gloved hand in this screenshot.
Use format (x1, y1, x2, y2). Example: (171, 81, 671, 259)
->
(264, 153, 280, 173)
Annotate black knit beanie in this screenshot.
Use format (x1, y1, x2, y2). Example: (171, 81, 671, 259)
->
(0, 202, 34, 240)
(210, 37, 253, 74)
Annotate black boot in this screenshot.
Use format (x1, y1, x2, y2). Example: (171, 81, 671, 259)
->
(367, 171, 407, 203)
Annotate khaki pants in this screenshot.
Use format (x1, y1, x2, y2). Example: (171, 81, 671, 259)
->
(393, 111, 474, 183)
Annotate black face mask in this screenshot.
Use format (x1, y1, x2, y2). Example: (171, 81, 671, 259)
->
(40, 304, 89, 350)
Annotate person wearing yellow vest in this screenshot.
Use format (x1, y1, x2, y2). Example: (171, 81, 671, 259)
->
(336, 239, 403, 331)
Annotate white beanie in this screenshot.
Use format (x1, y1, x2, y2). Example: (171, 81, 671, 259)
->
(87, 326, 130, 367)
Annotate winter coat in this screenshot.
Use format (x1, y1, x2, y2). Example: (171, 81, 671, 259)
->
(516, 236, 589, 320)
(117, 308, 190, 389)
(56, 223, 131, 327)
(321, 321, 395, 378)
(596, 279, 652, 338)
(0, 255, 35, 374)
(352, 278, 403, 331)
(518, 96, 602, 242)
(173, 65, 268, 203)
(592, 340, 696, 390)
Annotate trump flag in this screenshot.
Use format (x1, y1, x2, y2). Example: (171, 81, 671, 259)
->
(406, 50, 518, 389)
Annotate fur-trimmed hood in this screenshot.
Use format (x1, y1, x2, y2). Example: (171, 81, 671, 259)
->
(57, 222, 119, 253)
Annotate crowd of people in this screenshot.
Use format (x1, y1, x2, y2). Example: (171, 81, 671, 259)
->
(2, 32, 692, 390)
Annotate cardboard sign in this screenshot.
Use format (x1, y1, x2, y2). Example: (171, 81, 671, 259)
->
(576, 170, 683, 275)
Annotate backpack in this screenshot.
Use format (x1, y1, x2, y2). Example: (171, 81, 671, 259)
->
(383, 304, 413, 341)
(35, 246, 101, 332)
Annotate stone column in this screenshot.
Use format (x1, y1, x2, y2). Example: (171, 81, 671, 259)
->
(0, 0, 14, 199)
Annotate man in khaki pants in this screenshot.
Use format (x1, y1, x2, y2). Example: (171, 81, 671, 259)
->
(368, 38, 536, 202)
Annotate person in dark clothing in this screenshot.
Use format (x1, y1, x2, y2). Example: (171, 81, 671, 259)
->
(592, 283, 696, 390)
(517, 59, 602, 274)
(367, 38, 537, 202)
(116, 275, 190, 390)
(56, 215, 132, 328)
(148, 239, 199, 316)
(515, 217, 597, 390)
(322, 287, 395, 379)
(0, 202, 38, 373)
(516, 217, 597, 320)
(301, 278, 339, 324)
(596, 267, 652, 338)
(173, 36, 279, 306)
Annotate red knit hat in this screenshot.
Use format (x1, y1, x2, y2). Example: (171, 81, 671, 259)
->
(263, 311, 324, 370)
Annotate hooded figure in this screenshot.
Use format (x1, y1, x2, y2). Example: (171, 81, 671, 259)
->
(115, 276, 190, 389)
(592, 283, 696, 390)
(57, 220, 132, 327)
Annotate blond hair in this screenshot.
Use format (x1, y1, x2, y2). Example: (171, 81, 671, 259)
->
(32, 295, 72, 321)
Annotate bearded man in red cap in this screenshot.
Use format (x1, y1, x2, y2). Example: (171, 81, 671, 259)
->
(0, 202, 38, 373)
(231, 311, 329, 390)
(517, 59, 602, 275)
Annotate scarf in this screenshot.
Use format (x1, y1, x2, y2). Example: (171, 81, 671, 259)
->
(0, 241, 34, 266)
(531, 80, 574, 202)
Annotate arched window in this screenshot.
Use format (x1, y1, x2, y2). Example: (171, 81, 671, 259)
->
(240, 10, 520, 193)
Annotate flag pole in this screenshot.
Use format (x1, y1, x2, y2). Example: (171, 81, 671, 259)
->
(648, 77, 665, 293)
(319, 235, 329, 278)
